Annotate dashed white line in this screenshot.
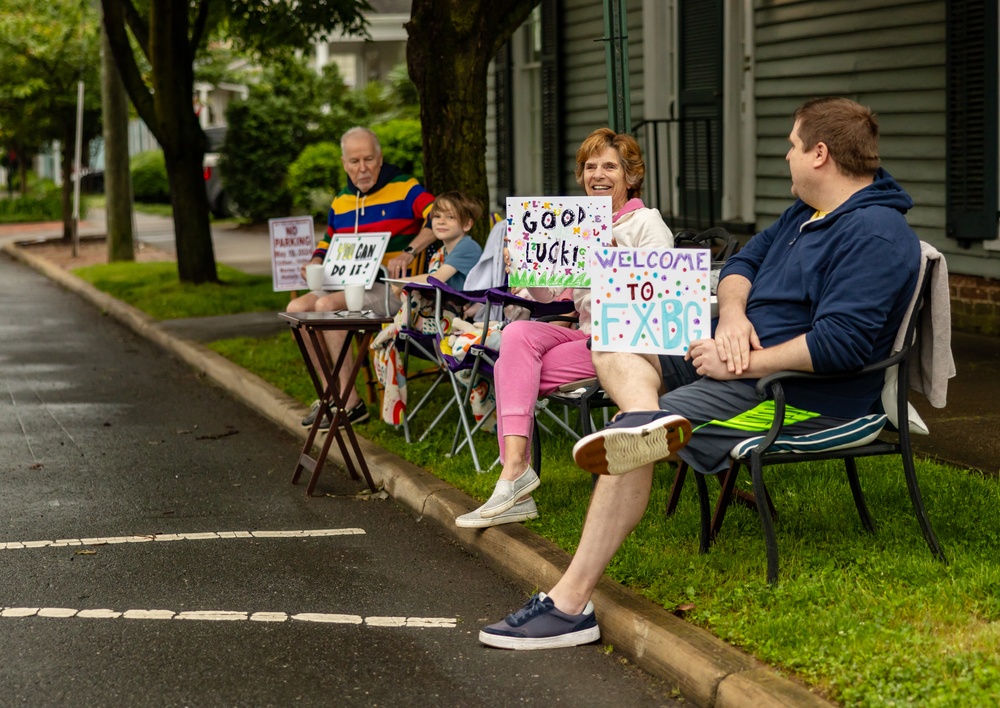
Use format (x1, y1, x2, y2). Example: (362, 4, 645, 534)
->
(1, 606, 456, 628)
(0, 528, 365, 551)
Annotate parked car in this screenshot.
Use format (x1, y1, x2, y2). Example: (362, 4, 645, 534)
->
(203, 126, 233, 217)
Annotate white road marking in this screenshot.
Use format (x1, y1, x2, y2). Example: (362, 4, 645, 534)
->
(0, 528, 365, 551)
(1, 606, 456, 628)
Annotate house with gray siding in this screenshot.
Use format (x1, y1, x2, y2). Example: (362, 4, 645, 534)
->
(488, 0, 998, 333)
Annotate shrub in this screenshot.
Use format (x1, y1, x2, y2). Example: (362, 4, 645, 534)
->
(222, 92, 310, 223)
(374, 119, 424, 182)
(286, 142, 342, 219)
(0, 175, 73, 223)
(130, 150, 170, 203)
(0, 191, 63, 222)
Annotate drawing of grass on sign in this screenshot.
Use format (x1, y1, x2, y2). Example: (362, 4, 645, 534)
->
(506, 196, 612, 289)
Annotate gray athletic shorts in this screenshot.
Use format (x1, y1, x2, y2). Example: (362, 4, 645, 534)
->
(656, 355, 852, 475)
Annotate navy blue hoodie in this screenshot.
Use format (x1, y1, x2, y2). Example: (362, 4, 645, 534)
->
(720, 168, 920, 418)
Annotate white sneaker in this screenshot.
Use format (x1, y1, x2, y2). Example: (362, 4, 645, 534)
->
(572, 412, 692, 475)
(478, 467, 541, 519)
(456, 497, 538, 528)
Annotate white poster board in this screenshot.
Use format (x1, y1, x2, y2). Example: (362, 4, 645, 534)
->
(505, 196, 613, 288)
(319, 232, 392, 289)
(589, 247, 712, 355)
(269, 216, 317, 292)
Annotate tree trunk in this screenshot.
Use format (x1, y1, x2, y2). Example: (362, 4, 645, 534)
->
(164, 138, 217, 283)
(407, 0, 539, 244)
(153, 0, 216, 283)
(100, 0, 217, 283)
(101, 4, 135, 262)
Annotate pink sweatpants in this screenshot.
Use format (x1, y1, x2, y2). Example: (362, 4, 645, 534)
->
(493, 320, 595, 462)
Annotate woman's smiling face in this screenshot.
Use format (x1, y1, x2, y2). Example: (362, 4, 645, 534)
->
(583, 145, 630, 212)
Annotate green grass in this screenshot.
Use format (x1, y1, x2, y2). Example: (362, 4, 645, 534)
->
(72, 262, 288, 320)
(77, 263, 1000, 705)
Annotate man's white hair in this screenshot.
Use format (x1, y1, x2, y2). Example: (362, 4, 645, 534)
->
(340, 126, 382, 156)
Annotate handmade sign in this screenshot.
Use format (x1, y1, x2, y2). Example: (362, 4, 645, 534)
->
(589, 247, 712, 355)
(505, 196, 613, 288)
(270, 216, 317, 292)
(320, 232, 392, 289)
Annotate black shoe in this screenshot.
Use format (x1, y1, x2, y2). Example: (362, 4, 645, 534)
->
(301, 400, 332, 428)
(339, 401, 370, 427)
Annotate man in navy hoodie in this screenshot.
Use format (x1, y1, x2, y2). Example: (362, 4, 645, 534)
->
(479, 97, 921, 650)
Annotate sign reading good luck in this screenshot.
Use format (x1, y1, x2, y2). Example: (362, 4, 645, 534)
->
(505, 196, 613, 288)
(589, 247, 712, 355)
(320, 232, 392, 289)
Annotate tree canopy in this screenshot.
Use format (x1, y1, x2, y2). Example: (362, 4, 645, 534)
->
(0, 0, 102, 235)
(99, 0, 372, 283)
(407, 0, 540, 241)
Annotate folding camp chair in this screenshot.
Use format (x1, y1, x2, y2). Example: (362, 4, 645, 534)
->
(391, 278, 493, 470)
(674, 247, 950, 583)
(459, 287, 579, 472)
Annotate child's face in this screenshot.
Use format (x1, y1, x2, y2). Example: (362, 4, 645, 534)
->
(431, 205, 470, 243)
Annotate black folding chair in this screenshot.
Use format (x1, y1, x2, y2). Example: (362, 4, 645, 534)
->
(680, 254, 948, 583)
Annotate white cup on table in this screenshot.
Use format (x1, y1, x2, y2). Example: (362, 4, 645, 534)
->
(305, 264, 325, 292)
(344, 284, 366, 312)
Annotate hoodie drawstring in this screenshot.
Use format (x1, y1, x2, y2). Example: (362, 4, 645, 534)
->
(354, 191, 367, 234)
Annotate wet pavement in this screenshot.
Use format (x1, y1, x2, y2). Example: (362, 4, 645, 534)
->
(0, 218, 681, 705)
(3, 208, 997, 707)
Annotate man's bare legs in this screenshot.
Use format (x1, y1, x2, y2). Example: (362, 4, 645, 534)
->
(314, 291, 362, 410)
(592, 351, 663, 411)
(286, 292, 329, 386)
(544, 351, 663, 613)
(547, 464, 654, 614)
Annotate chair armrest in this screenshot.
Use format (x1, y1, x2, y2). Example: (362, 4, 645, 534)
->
(537, 314, 580, 326)
(485, 287, 576, 319)
(753, 347, 908, 399)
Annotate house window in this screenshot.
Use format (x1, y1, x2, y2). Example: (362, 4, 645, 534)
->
(946, 0, 999, 244)
(512, 6, 544, 195)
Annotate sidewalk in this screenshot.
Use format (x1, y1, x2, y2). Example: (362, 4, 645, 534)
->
(4, 211, 997, 706)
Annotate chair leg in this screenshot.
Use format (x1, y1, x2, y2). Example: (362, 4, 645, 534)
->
(695, 470, 711, 554)
(360, 347, 378, 404)
(750, 453, 780, 584)
(709, 461, 742, 540)
(899, 443, 947, 563)
(444, 371, 481, 473)
(844, 457, 876, 534)
(531, 416, 542, 476)
(665, 461, 688, 517)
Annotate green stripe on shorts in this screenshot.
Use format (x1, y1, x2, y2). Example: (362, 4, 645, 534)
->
(696, 400, 820, 433)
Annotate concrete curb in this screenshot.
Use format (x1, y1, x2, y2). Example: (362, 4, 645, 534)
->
(4, 241, 832, 708)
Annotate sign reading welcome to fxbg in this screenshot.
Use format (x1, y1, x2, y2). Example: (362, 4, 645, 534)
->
(505, 196, 612, 288)
(589, 247, 712, 355)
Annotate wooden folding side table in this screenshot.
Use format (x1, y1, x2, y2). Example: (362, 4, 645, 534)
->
(279, 310, 391, 495)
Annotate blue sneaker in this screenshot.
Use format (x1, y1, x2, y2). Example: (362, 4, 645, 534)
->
(479, 592, 600, 650)
(572, 411, 692, 475)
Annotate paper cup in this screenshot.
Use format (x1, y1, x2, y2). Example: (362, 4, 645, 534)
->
(344, 284, 365, 312)
(305, 264, 325, 292)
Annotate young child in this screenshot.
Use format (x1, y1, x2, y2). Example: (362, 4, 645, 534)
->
(373, 191, 484, 424)
(388, 191, 484, 295)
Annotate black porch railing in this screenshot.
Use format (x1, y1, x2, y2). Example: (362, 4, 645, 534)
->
(632, 117, 720, 231)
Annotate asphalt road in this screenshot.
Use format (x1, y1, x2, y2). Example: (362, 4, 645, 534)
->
(0, 254, 680, 706)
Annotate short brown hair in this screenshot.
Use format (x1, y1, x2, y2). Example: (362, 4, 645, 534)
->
(793, 97, 880, 178)
(429, 190, 483, 227)
(574, 128, 646, 200)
